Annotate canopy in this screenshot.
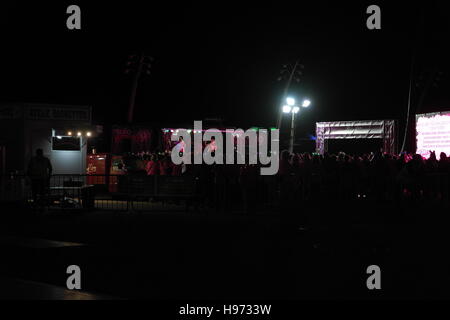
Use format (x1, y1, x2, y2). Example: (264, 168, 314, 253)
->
(316, 120, 397, 155)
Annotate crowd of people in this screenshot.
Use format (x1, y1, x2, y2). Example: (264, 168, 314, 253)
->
(118, 148, 450, 211)
(120, 152, 186, 176)
(275, 150, 450, 201)
(19, 145, 450, 213)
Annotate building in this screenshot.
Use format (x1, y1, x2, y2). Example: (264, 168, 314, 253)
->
(0, 103, 94, 175)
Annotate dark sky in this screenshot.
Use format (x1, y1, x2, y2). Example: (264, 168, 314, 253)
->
(1, 1, 450, 140)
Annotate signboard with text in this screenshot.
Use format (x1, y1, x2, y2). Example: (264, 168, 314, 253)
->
(0, 105, 91, 121)
(0, 106, 22, 119)
(25, 105, 91, 121)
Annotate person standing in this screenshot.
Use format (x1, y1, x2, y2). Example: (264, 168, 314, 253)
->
(145, 154, 159, 176)
(27, 149, 53, 204)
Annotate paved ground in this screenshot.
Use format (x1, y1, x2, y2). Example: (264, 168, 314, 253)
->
(1, 198, 450, 299)
(0, 277, 116, 300)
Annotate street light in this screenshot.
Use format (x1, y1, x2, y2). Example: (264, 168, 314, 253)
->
(282, 97, 311, 153)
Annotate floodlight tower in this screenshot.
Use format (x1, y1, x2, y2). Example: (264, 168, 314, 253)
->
(125, 53, 154, 124)
(282, 97, 311, 153)
(276, 60, 304, 129)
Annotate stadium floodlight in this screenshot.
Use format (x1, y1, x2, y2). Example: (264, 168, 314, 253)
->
(286, 97, 296, 106)
(282, 98, 312, 153)
(283, 105, 292, 113)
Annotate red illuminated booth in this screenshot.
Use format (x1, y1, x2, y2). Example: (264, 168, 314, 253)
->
(86, 153, 110, 185)
(105, 126, 159, 193)
(316, 120, 397, 155)
(94, 123, 265, 193)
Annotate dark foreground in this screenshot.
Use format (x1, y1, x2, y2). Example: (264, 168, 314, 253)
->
(1, 199, 450, 300)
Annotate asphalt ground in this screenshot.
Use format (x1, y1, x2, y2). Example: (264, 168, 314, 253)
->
(1, 198, 450, 300)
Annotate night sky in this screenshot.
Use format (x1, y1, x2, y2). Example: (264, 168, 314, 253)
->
(1, 1, 450, 141)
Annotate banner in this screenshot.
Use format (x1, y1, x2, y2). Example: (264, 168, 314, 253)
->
(112, 127, 155, 154)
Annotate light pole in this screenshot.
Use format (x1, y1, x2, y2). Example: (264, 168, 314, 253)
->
(276, 61, 304, 129)
(125, 53, 154, 124)
(282, 97, 311, 153)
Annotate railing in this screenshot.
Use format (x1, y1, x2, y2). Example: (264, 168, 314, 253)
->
(0, 175, 29, 203)
(0, 174, 203, 212)
(216, 171, 450, 212)
(1, 171, 449, 213)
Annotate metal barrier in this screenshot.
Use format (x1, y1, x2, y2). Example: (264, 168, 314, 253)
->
(0, 175, 29, 203)
(0, 174, 203, 212)
(231, 171, 450, 212)
(1, 171, 449, 213)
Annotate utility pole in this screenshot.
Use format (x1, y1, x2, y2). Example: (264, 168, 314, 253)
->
(401, 65, 443, 153)
(125, 53, 153, 124)
(276, 60, 304, 129)
(289, 111, 296, 153)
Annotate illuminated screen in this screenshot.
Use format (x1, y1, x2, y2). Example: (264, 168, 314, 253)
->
(416, 111, 450, 159)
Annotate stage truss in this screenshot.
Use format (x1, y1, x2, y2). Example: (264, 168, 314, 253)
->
(316, 120, 397, 155)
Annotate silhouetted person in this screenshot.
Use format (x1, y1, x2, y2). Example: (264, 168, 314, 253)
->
(438, 152, 449, 173)
(27, 148, 52, 204)
(145, 154, 159, 175)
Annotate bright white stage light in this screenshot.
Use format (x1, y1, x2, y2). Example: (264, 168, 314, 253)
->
(286, 97, 296, 106)
(302, 99, 311, 107)
(282, 105, 292, 113)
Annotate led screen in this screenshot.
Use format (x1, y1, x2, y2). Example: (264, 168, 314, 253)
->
(416, 111, 450, 159)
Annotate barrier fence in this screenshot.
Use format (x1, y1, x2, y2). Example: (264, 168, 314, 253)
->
(1, 171, 449, 213)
